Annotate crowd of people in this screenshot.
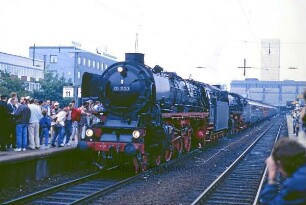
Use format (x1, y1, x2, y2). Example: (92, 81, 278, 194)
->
(0, 92, 104, 152)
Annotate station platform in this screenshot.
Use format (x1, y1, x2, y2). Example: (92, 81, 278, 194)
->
(286, 114, 306, 147)
(0, 139, 78, 165)
(0, 138, 88, 189)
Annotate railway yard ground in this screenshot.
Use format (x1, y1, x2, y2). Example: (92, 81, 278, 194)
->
(0, 114, 305, 204)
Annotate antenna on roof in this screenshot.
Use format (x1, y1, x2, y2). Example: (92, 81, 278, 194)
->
(135, 33, 139, 52)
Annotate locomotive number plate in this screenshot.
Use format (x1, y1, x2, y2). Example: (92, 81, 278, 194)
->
(113, 86, 130, 92)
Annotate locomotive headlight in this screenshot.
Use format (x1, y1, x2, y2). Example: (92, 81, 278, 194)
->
(117, 66, 124, 73)
(132, 130, 140, 138)
(117, 66, 127, 77)
(85, 129, 94, 137)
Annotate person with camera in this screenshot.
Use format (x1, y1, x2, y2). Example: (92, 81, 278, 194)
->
(260, 138, 306, 205)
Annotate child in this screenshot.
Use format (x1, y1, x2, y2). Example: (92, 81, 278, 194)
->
(39, 110, 51, 148)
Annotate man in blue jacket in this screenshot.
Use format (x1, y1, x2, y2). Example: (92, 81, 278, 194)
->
(14, 97, 31, 151)
(260, 138, 306, 205)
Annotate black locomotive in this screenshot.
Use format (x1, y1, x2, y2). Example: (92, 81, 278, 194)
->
(80, 53, 277, 171)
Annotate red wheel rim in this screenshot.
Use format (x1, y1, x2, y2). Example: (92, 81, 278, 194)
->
(176, 138, 183, 156)
(155, 155, 161, 165)
(142, 154, 148, 172)
(184, 135, 191, 152)
(164, 149, 172, 162)
(132, 157, 139, 173)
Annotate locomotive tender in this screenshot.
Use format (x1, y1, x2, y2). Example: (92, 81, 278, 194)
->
(80, 53, 277, 171)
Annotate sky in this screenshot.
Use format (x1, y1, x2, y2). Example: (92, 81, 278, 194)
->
(1, 0, 306, 88)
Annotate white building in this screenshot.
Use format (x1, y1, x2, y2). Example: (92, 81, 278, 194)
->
(0, 52, 44, 91)
(230, 78, 306, 110)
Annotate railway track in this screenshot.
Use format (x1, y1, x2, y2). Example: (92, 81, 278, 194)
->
(74, 117, 284, 204)
(3, 153, 197, 205)
(2, 167, 136, 205)
(2, 117, 285, 205)
(1, 172, 100, 205)
(191, 117, 284, 205)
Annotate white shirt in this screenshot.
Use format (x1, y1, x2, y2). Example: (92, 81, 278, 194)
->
(56, 110, 67, 126)
(28, 103, 43, 123)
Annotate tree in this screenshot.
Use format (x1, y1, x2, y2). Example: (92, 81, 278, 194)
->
(0, 70, 72, 107)
(32, 71, 72, 106)
(0, 70, 29, 97)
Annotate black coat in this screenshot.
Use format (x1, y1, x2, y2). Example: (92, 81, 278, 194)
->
(14, 104, 31, 124)
(0, 100, 10, 139)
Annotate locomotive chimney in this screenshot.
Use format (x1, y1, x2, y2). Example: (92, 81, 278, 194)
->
(125, 53, 144, 64)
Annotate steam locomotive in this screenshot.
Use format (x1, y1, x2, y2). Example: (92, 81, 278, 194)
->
(79, 53, 277, 171)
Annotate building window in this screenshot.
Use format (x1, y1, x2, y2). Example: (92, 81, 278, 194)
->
(92, 61, 95, 68)
(78, 71, 81, 79)
(97, 62, 100, 69)
(78, 57, 81, 65)
(21, 76, 27, 81)
(29, 83, 34, 91)
(83, 58, 86, 66)
(50, 55, 58, 63)
(88, 59, 91, 67)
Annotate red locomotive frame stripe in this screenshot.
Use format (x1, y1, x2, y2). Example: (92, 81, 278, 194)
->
(86, 142, 145, 153)
(162, 112, 209, 118)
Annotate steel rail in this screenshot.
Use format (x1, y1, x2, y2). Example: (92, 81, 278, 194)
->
(2, 172, 101, 205)
(253, 121, 284, 205)
(191, 117, 283, 205)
